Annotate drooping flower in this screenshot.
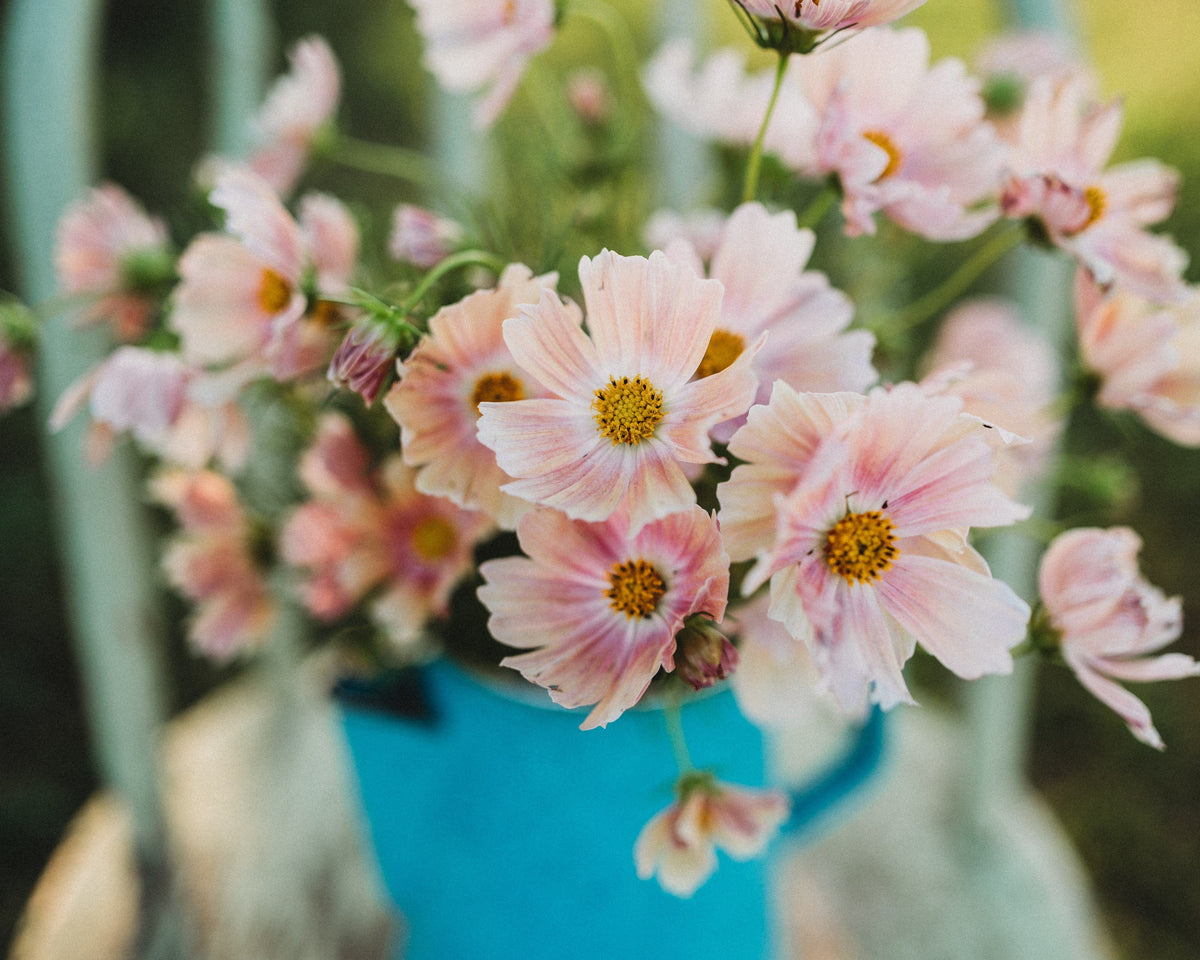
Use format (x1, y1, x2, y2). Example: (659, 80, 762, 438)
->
(151, 469, 273, 661)
(1001, 76, 1187, 302)
(634, 772, 789, 898)
(921, 297, 1060, 493)
(476, 250, 761, 534)
(55, 183, 172, 340)
(1073, 270, 1200, 446)
(49, 346, 249, 470)
(478, 505, 730, 729)
(386, 264, 558, 529)
(388, 204, 465, 269)
(246, 35, 341, 197)
(407, 0, 556, 128)
(791, 26, 1006, 239)
(718, 381, 1031, 711)
(281, 413, 489, 649)
(171, 166, 358, 384)
(1038, 526, 1197, 749)
(661, 201, 876, 441)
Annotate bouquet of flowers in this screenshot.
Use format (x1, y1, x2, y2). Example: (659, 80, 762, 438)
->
(8, 0, 1200, 930)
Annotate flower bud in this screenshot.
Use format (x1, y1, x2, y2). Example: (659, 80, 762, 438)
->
(328, 316, 403, 404)
(674, 613, 739, 690)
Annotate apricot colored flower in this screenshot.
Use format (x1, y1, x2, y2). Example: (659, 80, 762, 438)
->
(662, 201, 876, 441)
(1073, 271, 1200, 446)
(478, 505, 730, 730)
(247, 35, 341, 197)
(1001, 76, 1187, 301)
(387, 264, 558, 529)
(476, 250, 761, 534)
(634, 773, 789, 898)
(281, 413, 489, 649)
(719, 382, 1030, 711)
(55, 183, 171, 340)
(1038, 527, 1197, 749)
(408, 0, 556, 128)
(151, 469, 273, 661)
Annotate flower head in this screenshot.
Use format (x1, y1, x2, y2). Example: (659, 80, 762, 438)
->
(478, 505, 730, 729)
(1038, 527, 1197, 749)
(719, 382, 1031, 711)
(408, 0, 556, 128)
(476, 250, 761, 534)
(634, 772, 789, 898)
(55, 183, 172, 340)
(388, 204, 465, 269)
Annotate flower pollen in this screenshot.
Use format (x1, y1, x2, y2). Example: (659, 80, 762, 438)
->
(605, 558, 666, 619)
(862, 130, 903, 181)
(1079, 185, 1107, 232)
(472, 371, 525, 410)
(412, 516, 457, 562)
(593, 374, 665, 445)
(259, 268, 293, 314)
(695, 329, 746, 379)
(824, 510, 898, 584)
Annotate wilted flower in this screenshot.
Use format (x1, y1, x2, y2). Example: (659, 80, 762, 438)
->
(719, 382, 1030, 711)
(634, 772, 789, 898)
(55, 183, 172, 341)
(478, 505, 730, 730)
(388, 204, 465, 269)
(1038, 526, 1198, 749)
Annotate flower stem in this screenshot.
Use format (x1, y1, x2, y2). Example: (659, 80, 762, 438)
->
(796, 181, 839, 231)
(398, 249, 508, 314)
(879, 224, 1023, 334)
(742, 51, 789, 205)
(328, 134, 441, 190)
(663, 692, 694, 774)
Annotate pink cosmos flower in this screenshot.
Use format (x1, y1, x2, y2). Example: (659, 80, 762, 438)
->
(171, 166, 358, 384)
(386, 264, 558, 529)
(388, 204, 464, 269)
(476, 250, 761, 534)
(634, 773, 789, 898)
(477, 505, 730, 730)
(718, 381, 1031, 711)
(921, 297, 1060, 493)
(49, 346, 249, 470)
(407, 0, 556, 128)
(1038, 526, 1197, 749)
(247, 35, 341, 197)
(1074, 271, 1200, 446)
(1001, 76, 1187, 302)
(792, 26, 1006, 239)
(661, 201, 876, 442)
(739, 0, 928, 34)
(151, 469, 273, 662)
(55, 183, 171, 340)
(281, 413, 489, 649)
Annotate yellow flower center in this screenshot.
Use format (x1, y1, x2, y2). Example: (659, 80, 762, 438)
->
(862, 130, 903, 181)
(605, 558, 666, 620)
(308, 299, 342, 326)
(412, 516, 457, 562)
(472, 371, 526, 410)
(694, 329, 745, 379)
(824, 510, 899, 584)
(592, 375, 665, 446)
(1078, 185, 1107, 233)
(258, 268, 293, 314)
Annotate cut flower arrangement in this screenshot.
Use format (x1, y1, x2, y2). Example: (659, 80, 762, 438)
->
(8, 0, 1200, 936)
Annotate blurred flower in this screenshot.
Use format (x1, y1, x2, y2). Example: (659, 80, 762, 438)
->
(388, 204, 465, 269)
(720, 382, 1030, 711)
(738, 0, 928, 34)
(0, 300, 36, 413)
(1038, 526, 1197, 749)
(567, 67, 612, 126)
(661, 201, 876, 442)
(328, 315, 404, 406)
(1001, 76, 1187, 302)
(974, 31, 1095, 140)
(152, 469, 274, 661)
(1074, 270, 1200, 446)
(408, 0, 556, 128)
(55, 183, 172, 341)
(634, 772, 789, 898)
(387, 264, 557, 529)
(478, 505, 730, 730)
(476, 250, 761, 534)
(247, 35, 341, 197)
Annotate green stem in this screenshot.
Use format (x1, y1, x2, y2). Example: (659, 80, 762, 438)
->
(796, 181, 839, 231)
(742, 52, 789, 204)
(329, 134, 441, 190)
(662, 692, 694, 774)
(879, 224, 1023, 334)
(398, 249, 507, 314)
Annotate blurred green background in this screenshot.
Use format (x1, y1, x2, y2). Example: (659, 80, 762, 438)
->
(1, 0, 1198, 956)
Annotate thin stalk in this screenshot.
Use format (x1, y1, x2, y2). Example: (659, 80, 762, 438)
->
(662, 693, 694, 774)
(329, 134, 441, 190)
(399, 249, 507, 314)
(568, 0, 645, 111)
(796, 181, 838, 230)
(742, 51, 789, 204)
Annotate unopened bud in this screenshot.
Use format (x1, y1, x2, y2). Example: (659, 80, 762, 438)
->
(328, 316, 403, 404)
(675, 614, 739, 690)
